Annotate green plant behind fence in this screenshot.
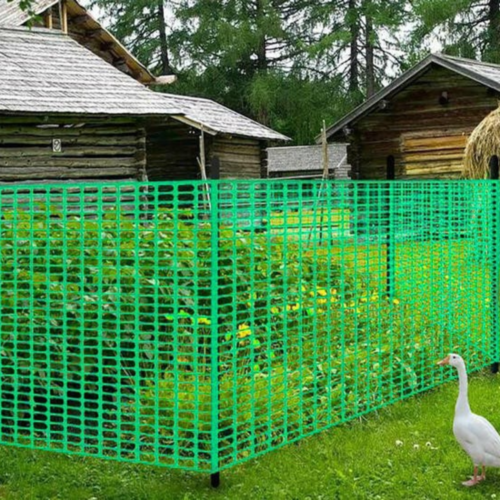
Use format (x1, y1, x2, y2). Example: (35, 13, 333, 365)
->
(0, 180, 495, 476)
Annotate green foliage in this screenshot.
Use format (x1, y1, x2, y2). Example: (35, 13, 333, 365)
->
(0, 204, 479, 469)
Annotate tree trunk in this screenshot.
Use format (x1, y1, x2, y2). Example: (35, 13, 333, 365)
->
(365, 8, 375, 97)
(348, 0, 360, 96)
(256, 0, 268, 72)
(255, 0, 269, 124)
(158, 0, 173, 75)
(488, 0, 500, 62)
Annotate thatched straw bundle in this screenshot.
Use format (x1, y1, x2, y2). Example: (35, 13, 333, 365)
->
(463, 105, 500, 179)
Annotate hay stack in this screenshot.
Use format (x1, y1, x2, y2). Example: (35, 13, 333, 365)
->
(463, 105, 500, 179)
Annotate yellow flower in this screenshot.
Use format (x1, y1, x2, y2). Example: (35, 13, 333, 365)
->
(331, 289, 338, 295)
(271, 306, 280, 314)
(287, 304, 300, 312)
(393, 299, 400, 305)
(237, 324, 252, 339)
(198, 317, 211, 325)
(317, 289, 327, 297)
(317, 299, 327, 305)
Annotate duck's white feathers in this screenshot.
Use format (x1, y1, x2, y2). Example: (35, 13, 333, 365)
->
(454, 412, 500, 467)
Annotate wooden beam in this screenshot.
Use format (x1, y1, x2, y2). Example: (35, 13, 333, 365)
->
(100, 41, 115, 52)
(86, 28, 105, 39)
(70, 14, 89, 26)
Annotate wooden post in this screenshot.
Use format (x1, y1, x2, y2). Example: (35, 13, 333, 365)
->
(490, 155, 499, 374)
(386, 155, 396, 297)
(44, 9, 53, 29)
(60, 0, 68, 34)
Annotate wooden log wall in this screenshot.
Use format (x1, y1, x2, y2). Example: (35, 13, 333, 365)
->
(348, 65, 500, 179)
(0, 115, 146, 182)
(210, 136, 263, 179)
(146, 120, 265, 181)
(146, 121, 201, 181)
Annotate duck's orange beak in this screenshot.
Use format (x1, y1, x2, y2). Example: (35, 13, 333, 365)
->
(437, 355, 450, 366)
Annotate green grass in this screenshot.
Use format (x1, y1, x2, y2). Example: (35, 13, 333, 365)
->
(0, 372, 499, 499)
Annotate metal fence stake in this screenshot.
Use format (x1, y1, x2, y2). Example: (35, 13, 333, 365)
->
(210, 472, 221, 488)
(490, 155, 500, 374)
(210, 157, 221, 486)
(386, 155, 396, 298)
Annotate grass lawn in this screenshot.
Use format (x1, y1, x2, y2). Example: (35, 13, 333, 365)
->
(0, 371, 499, 499)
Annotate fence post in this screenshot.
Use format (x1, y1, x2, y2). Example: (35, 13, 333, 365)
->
(386, 155, 396, 298)
(210, 157, 221, 487)
(490, 155, 500, 374)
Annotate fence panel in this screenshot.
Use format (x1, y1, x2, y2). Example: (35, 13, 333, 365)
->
(216, 179, 495, 471)
(0, 179, 494, 476)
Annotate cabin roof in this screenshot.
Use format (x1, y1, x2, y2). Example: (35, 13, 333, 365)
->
(0, 0, 156, 84)
(322, 53, 500, 141)
(267, 144, 349, 175)
(161, 93, 290, 141)
(0, 27, 181, 116)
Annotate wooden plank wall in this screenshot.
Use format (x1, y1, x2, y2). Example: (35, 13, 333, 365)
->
(348, 65, 499, 179)
(0, 115, 146, 182)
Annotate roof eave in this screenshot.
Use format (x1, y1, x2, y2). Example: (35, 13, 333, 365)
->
(174, 115, 290, 142)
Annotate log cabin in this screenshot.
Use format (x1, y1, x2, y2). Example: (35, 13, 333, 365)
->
(323, 53, 500, 180)
(0, 26, 181, 183)
(0, 2, 288, 184)
(147, 94, 288, 181)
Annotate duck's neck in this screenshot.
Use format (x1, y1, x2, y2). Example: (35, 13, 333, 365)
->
(455, 362, 471, 416)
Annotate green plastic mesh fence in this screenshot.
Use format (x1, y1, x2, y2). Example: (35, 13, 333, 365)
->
(0, 179, 496, 475)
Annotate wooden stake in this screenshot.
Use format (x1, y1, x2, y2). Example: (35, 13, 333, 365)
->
(309, 121, 330, 246)
(322, 120, 329, 180)
(197, 127, 211, 210)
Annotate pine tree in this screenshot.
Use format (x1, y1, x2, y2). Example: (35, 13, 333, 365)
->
(90, 0, 176, 75)
(311, 0, 409, 103)
(412, 0, 500, 63)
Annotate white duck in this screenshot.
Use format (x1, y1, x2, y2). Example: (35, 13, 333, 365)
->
(438, 353, 500, 486)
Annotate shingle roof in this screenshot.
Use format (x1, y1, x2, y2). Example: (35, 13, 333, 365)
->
(160, 93, 290, 141)
(323, 53, 500, 141)
(267, 144, 350, 178)
(0, 27, 181, 116)
(0, 0, 156, 84)
(0, 0, 57, 26)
